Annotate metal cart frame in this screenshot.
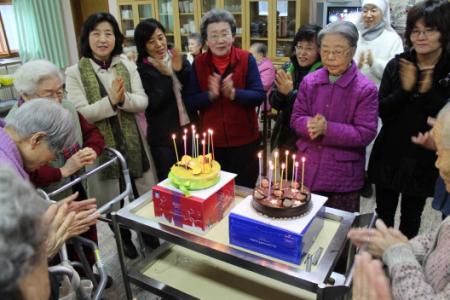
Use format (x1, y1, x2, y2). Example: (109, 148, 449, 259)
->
(112, 186, 376, 300)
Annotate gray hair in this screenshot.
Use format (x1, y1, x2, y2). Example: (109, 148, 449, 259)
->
(5, 98, 76, 152)
(437, 102, 450, 148)
(318, 21, 359, 47)
(188, 32, 203, 45)
(250, 42, 268, 57)
(0, 165, 48, 297)
(200, 9, 236, 42)
(13, 59, 64, 96)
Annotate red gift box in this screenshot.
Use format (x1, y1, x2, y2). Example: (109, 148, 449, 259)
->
(152, 171, 236, 232)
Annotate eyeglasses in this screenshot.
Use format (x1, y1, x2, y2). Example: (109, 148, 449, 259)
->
(36, 88, 66, 100)
(208, 33, 232, 42)
(411, 28, 439, 38)
(295, 45, 317, 53)
(320, 47, 351, 58)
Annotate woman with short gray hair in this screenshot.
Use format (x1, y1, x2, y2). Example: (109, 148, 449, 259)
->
(0, 165, 52, 300)
(290, 21, 378, 212)
(200, 9, 236, 42)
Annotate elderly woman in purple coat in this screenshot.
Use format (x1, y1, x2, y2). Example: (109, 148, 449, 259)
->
(290, 21, 378, 212)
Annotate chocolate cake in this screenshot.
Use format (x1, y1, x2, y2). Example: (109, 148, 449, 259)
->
(252, 178, 311, 218)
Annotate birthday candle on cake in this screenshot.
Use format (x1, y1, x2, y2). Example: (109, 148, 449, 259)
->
(207, 129, 212, 154)
(202, 139, 206, 173)
(191, 125, 196, 157)
(274, 150, 279, 184)
(285, 150, 289, 181)
(172, 134, 179, 162)
(210, 130, 215, 162)
(292, 154, 296, 183)
(301, 157, 306, 192)
(183, 134, 187, 156)
(280, 163, 285, 190)
(257, 151, 262, 187)
(294, 161, 299, 183)
(195, 134, 199, 158)
(268, 162, 274, 198)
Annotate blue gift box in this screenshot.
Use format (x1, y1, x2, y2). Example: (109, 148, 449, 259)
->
(229, 195, 327, 265)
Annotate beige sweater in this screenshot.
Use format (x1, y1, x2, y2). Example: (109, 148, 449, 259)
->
(65, 56, 148, 124)
(383, 216, 450, 300)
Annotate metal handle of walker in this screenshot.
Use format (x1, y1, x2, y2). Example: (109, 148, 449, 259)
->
(42, 147, 134, 215)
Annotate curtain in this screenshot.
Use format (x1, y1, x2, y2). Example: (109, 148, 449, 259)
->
(13, 0, 69, 68)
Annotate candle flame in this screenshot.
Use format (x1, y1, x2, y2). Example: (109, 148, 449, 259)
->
(208, 129, 212, 134)
(292, 154, 296, 159)
(184, 128, 188, 134)
(172, 134, 176, 139)
(295, 161, 299, 167)
(183, 135, 186, 140)
(195, 133, 199, 138)
(191, 124, 195, 130)
(202, 139, 205, 145)
(203, 132, 206, 137)
(285, 150, 289, 156)
(274, 151, 279, 158)
(302, 157, 306, 162)
(257, 151, 262, 158)
(281, 163, 285, 169)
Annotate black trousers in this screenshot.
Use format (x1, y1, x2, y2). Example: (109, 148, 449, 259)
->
(215, 138, 261, 188)
(375, 185, 427, 239)
(151, 145, 178, 182)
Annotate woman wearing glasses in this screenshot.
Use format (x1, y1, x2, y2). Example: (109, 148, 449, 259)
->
(185, 9, 265, 188)
(290, 21, 378, 212)
(270, 24, 322, 154)
(368, 0, 450, 238)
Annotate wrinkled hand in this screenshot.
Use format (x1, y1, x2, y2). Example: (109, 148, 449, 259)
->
(44, 195, 77, 258)
(348, 219, 408, 257)
(399, 58, 418, 92)
(366, 50, 373, 67)
(110, 77, 125, 105)
(307, 114, 327, 140)
(67, 207, 99, 238)
(221, 74, 235, 100)
(352, 251, 392, 300)
(60, 148, 97, 178)
(171, 48, 183, 72)
(275, 69, 293, 96)
(358, 51, 366, 69)
(79, 147, 97, 164)
(418, 67, 434, 94)
(208, 73, 221, 101)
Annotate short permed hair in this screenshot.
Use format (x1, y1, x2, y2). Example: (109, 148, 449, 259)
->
(200, 9, 236, 42)
(404, 0, 450, 50)
(292, 24, 322, 54)
(250, 43, 268, 57)
(318, 21, 359, 48)
(5, 98, 76, 153)
(79, 12, 124, 59)
(0, 166, 48, 299)
(134, 18, 166, 63)
(13, 59, 64, 97)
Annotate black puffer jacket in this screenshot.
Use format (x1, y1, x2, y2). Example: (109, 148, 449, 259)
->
(368, 50, 450, 197)
(137, 57, 197, 147)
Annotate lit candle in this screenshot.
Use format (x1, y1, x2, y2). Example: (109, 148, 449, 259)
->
(258, 151, 262, 187)
(268, 163, 274, 198)
(301, 157, 306, 192)
(285, 150, 289, 181)
(195, 134, 199, 158)
(202, 139, 206, 173)
(203, 132, 206, 152)
(207, 129, 211, 154)
(274, 150, 279, 184)
(191, 125, 196, 157)
(210, 130, 215, 163)
(280, 163, 285, 190)
(292, 154, 296, 182)
(183, 134, 187, 156)
(294, 161, 299, 183)
(172, 134, 179, 162)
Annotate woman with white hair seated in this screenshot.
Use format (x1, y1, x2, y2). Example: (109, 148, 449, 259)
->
(349, 102, 450, 299)
(0, 165, 55, 300)
(0, 99, 99, 261)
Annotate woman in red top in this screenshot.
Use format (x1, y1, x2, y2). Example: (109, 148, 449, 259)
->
(185, 9, 265, 188)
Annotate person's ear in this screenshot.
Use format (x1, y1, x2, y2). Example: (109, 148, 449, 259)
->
(29, 132, 48, 149)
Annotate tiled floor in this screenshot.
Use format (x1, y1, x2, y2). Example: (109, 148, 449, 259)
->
(97, 186, 442, 299)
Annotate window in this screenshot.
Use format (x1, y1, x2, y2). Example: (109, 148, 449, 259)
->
(0, 4, 19, 57)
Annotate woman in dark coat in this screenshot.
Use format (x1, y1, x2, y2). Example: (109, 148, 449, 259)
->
(134, 18, 196, 181)
(368, 0, 450, 238)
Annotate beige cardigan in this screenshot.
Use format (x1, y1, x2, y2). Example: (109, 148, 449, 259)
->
(65, 56, 148, 124)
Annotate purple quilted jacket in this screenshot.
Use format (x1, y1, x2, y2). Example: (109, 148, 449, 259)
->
(290, 62, 378, 193)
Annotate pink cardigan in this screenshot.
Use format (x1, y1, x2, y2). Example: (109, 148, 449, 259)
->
(257, 57, 275, 111)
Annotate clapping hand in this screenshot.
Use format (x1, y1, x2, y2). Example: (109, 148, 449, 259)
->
(275, 69, 293, 96)
(411, 117, 436, 150)
(307, 114, 327, 140)
(110, 77, 125, 106)
(60, 147, 98, 178)
(221, 74, 235, 100)
(208, 73, 221, 101)
(399, 58, 418, 92)
(352, 251, 392, 300)
(418, 67, 434, 94)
